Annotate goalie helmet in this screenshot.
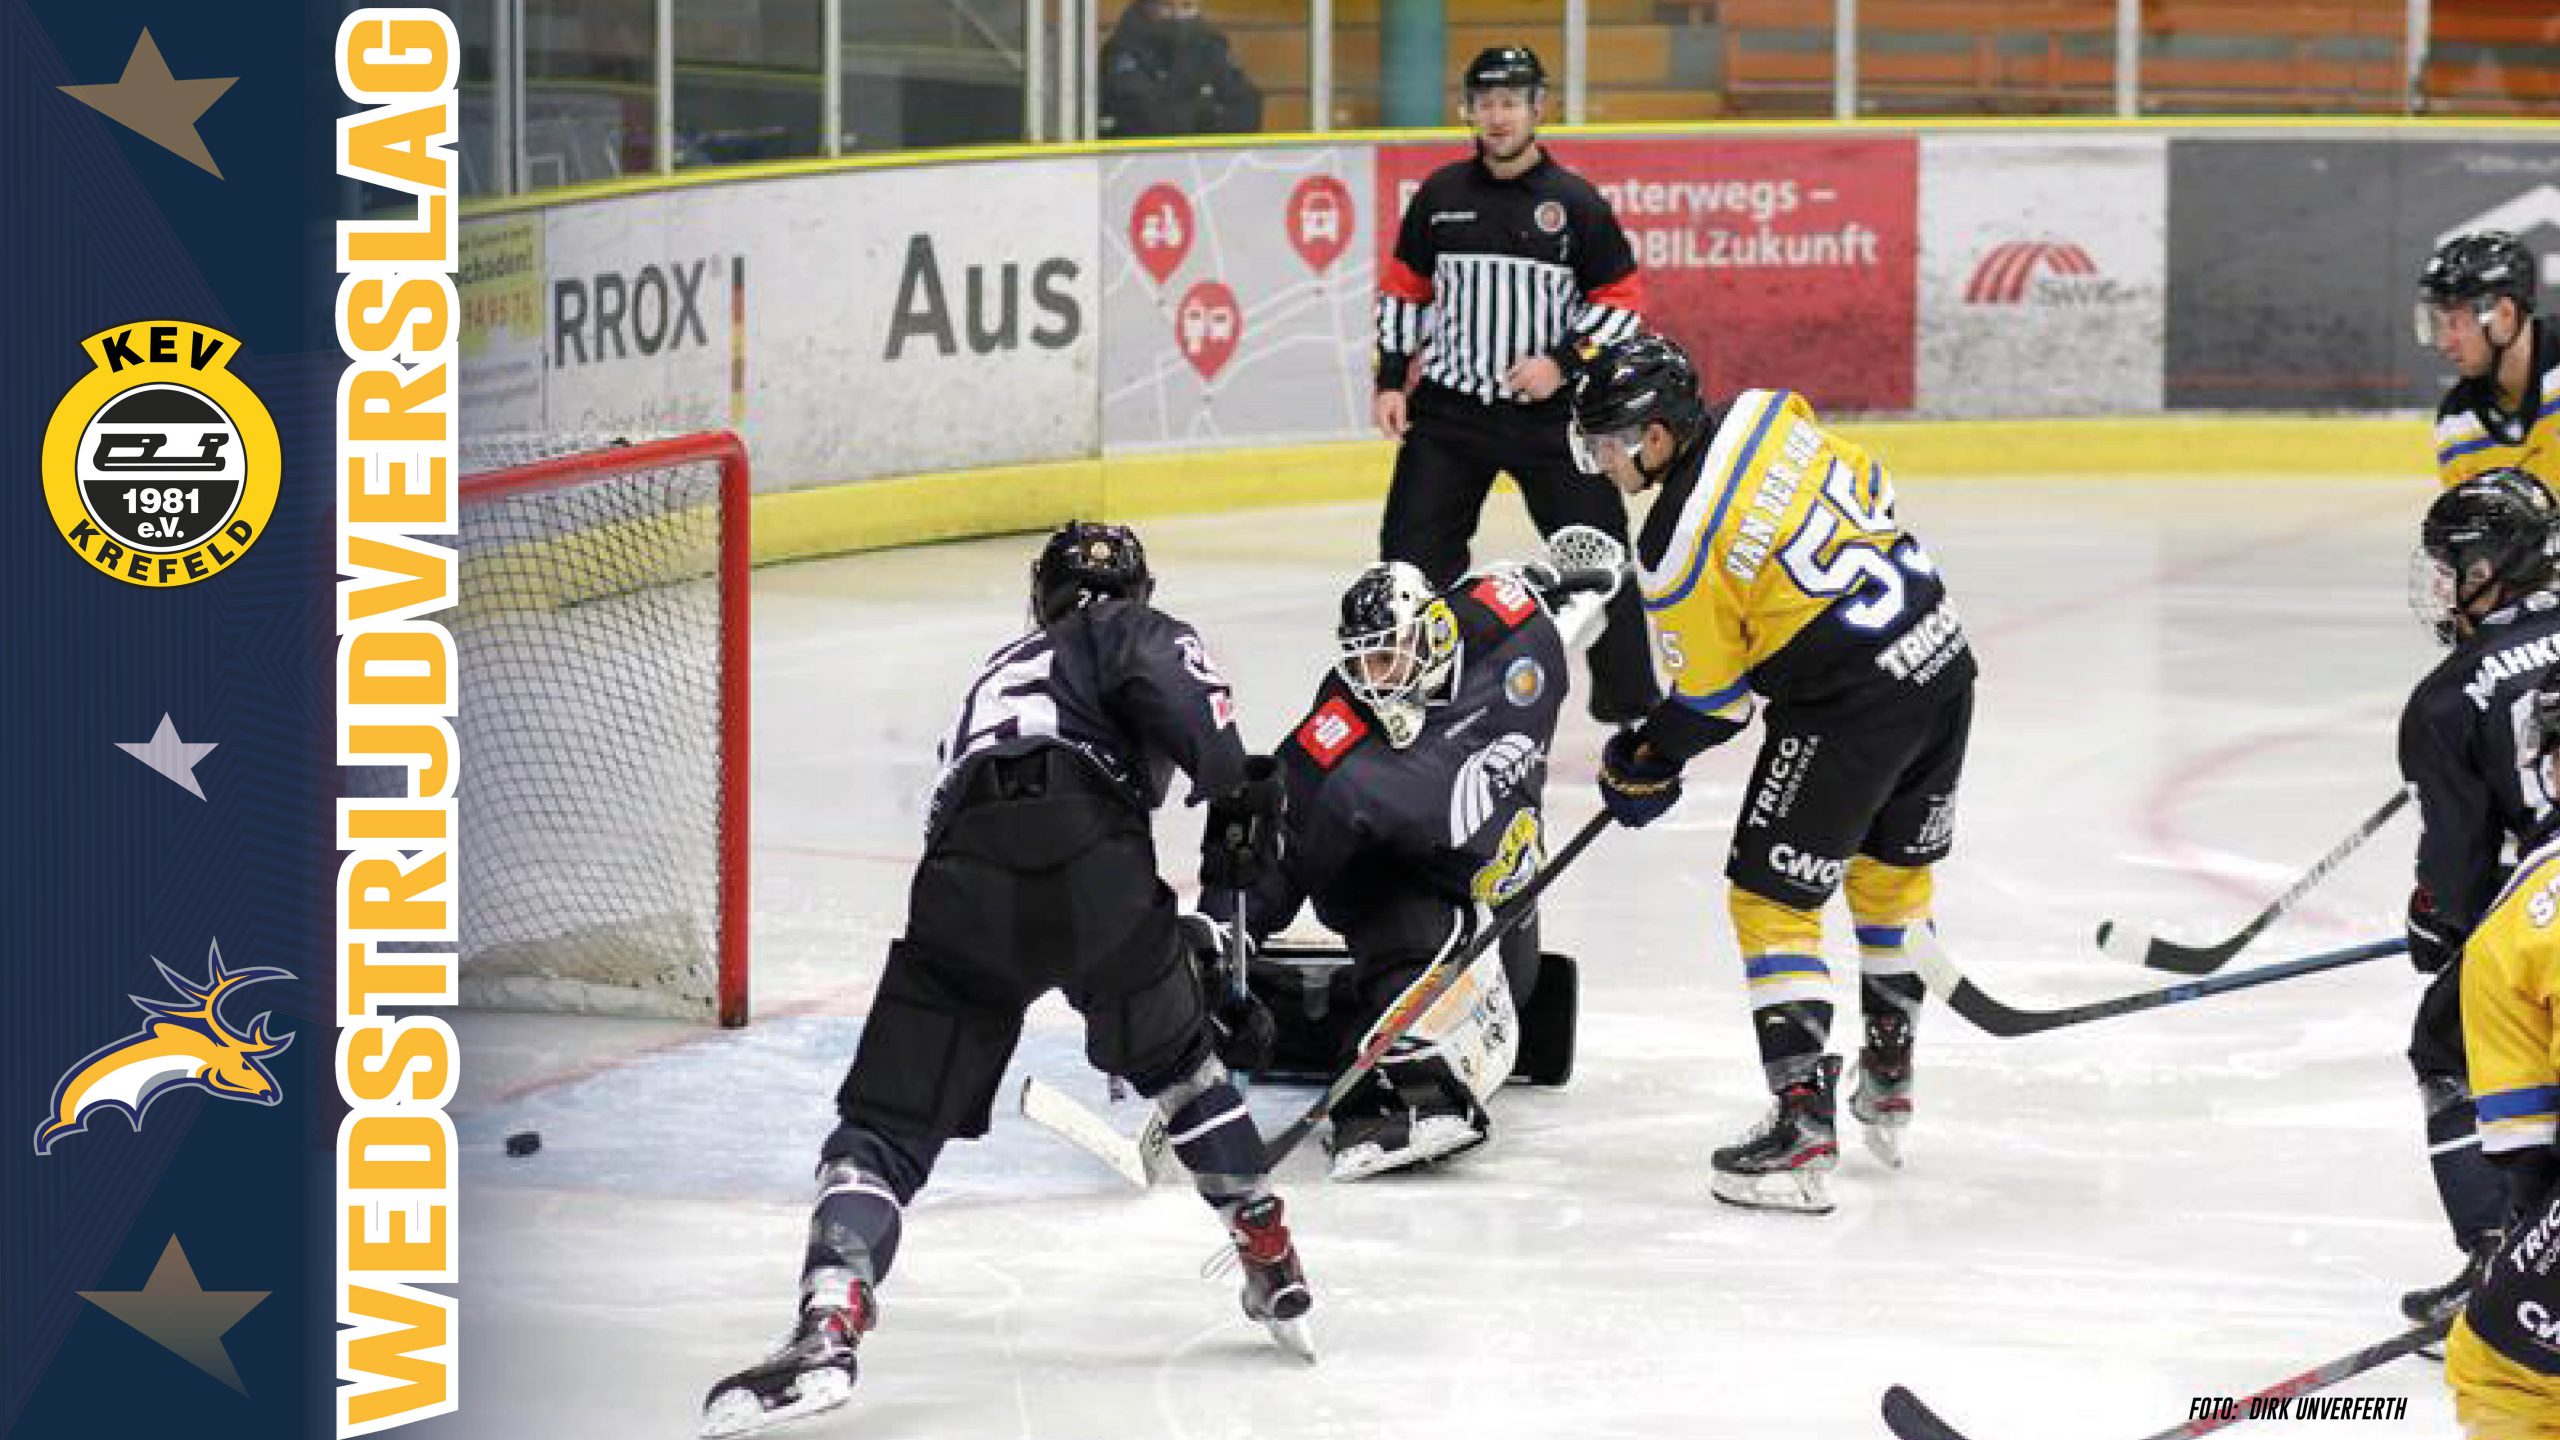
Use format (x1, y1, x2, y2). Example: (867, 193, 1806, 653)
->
(1335, 562, 1459, 749)
(1031, 520, 1154, 626)
(2411, 468, 2559, 644)
(2415, 231, 2539, 348)
(1568, 332, 1710, 479)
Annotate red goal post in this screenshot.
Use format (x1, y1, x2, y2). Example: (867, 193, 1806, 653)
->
(454, 432, 751, 1026)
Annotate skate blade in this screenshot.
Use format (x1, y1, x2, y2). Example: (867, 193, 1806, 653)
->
(1859, 1122, 1906, 1170)
(1710, 1167, 1835, 1215)
(699, 1368, 854, 1438)
(1262, 1312, 1318, 1364)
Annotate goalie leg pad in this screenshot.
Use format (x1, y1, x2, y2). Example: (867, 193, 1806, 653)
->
(1514, 952, 1577, 1086)
(836, 939, 1028, 1141)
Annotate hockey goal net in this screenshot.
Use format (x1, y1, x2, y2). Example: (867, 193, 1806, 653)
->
(454, 432, 751, 1026)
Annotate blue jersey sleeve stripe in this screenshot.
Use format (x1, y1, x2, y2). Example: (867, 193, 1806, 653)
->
(1648, 393, 1791, 612)
(2475, 1085, 2560, 1123)
(1674, 678, 1751, 713)
(2441, 434, 2499, 462)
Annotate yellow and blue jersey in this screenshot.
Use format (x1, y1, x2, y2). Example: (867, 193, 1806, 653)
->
(2436, 318, 2560, 492)
(1632, 389, 1973, 726)
(2464, 834, 2560, 1164)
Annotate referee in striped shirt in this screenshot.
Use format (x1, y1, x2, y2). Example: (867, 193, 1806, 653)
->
(1374, 46, 1659, 723)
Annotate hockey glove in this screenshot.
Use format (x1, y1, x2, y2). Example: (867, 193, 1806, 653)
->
(2407, 886, 2459, 974)
(1176, 911, 1276, 1072)
(1599, 729, 1683, 828)
(1200, 755, 1283, 891)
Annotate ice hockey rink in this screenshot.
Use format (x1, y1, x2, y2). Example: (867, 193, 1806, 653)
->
(437, 467, 2466, 1440)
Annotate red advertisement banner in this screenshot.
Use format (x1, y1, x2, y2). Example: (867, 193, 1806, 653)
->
(1376, 134, 1918, 412)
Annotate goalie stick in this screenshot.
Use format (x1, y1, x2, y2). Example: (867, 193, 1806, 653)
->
(1261, 810, 1613, 1168)
(2095, 789, 2409, 976)
(1879, 1316, 2448, 1440)
(1918, 935, 2406, 1038)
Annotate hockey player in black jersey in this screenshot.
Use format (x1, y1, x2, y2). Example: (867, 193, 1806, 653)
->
(1215, 535, 1618, 1180)
(2396, 468, 2560, 1329)
(701, 523, 1311, 1438)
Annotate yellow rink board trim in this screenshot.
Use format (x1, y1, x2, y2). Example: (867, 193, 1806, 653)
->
(748, 416, 2432, 565)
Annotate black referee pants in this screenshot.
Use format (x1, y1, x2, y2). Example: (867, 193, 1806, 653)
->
(1380, 382, 1661, 722)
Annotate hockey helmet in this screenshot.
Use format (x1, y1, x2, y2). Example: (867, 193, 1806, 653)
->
(2410, 467, 2560, 643)
(1335, 561, 1459, 748)
(1569, 332, 1710, 477)
(1032, 520, 1155, 626)
(1462, 45, 1547, 98)
(2415, 231, 2539, 347)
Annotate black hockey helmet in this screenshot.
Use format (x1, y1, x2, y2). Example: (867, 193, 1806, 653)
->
(1462, 45, 1547, 96)
(1568, 332, 1711, 478)
(2416, 231, 2539, 347)
(1334, 561, 1456, 748)
(1031, 520, 1154, 626)
(2411, 468, 2560, 642)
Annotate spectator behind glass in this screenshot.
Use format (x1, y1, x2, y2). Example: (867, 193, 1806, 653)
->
(1100, 0, 1264, 139)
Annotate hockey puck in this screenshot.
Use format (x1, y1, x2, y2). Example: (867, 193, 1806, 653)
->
(504, 1130, 541, 1158)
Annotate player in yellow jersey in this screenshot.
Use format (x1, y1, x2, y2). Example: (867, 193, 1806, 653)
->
(1565, 333, 1976, 1214)
(2446, 672, 2560, 1437)
(2420, 232, 2558, 491)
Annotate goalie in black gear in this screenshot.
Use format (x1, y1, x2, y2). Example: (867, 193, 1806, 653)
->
(701, 522, 1313, 1439)
(2397, 468, 2560, 1330)
(1208, 531, 1619, 1181)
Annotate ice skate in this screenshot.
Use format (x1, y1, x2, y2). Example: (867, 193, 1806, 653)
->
(1848, 1009, 1915, 1169)
(1711, 1056, 1842, 1214)
(700, 1276, 875, 1437)
(2400, 1231, 2500, 1326)
(1224, 1195, 1316, 1361)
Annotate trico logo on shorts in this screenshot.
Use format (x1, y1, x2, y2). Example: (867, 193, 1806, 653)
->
(1298, 697, 1369, 769)
(1768, 842, 1844, 889)
(42, 322, 279, 587)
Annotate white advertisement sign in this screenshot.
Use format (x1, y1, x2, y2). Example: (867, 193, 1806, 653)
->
(460, 158, 1101, 489)
(1100, 147, 1375, 452)
(1916, 134, 2167, 417)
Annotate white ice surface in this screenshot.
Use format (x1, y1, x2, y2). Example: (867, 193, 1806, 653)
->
(427, 473, 2466, 1440)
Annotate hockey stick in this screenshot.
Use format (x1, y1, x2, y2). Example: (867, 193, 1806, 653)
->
(1261, 810, 1612, 1168)
(1018, 1077, 1171, 1187)
(1879, 1316, 2448, 1440)
(1918, 935, 2406, 1039)
(2095, 789, 2409, 976)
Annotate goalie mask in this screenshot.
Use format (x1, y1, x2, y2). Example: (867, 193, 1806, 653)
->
(1335, 562, 1459, 748)
(2410, 468, 2559, 645)
(1031, 520, 1155, 626)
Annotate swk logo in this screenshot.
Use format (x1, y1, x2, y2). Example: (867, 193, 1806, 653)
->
(554, 257, 728, 366)
(1963, 241, 2128, 307)
(36, 942, 294, 1155)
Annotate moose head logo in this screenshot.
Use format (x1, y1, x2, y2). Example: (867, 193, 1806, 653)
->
(35, 941, 294, 1155)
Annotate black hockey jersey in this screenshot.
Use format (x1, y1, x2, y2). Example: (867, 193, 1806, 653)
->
(2399, 589, 2560, 939)
(928, 598, 1245, 833)
(1244, 572, 1568, 936)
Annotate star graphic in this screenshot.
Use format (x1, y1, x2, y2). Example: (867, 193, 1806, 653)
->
(78, 1236, 269, 1394)
(117, 713, 218, 800)
(59, 30, 238, 178)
